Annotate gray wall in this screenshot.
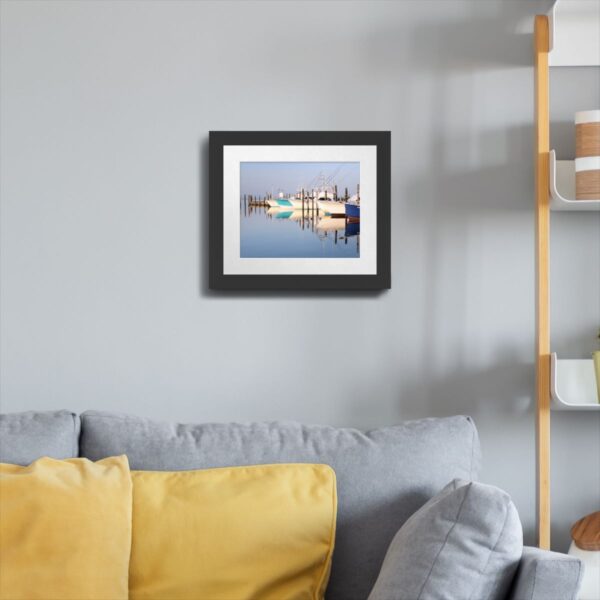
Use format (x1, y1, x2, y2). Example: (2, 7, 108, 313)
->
(1, 0, 598, 551)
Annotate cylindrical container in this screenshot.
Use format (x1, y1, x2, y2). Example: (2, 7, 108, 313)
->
(575, 110, 600, 200)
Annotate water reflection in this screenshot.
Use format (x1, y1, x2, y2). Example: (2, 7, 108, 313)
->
(240, 204, 360, 258)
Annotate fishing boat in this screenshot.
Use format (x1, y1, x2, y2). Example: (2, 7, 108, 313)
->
(317, 200, 346, 216)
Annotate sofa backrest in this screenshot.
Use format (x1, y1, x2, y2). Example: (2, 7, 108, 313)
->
(0, 410, 80, 465)
(80, 411, 481, 600)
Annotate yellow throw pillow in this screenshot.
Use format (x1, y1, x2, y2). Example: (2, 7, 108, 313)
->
(0, 456, 132, 600)
(130, 463, 337, 600)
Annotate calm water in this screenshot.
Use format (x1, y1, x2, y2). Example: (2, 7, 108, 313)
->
(240, 205, 360, 258)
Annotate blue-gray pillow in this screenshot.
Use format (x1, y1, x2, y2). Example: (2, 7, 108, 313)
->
(0, 410, 80, 465)
(368, 479, 523, 600)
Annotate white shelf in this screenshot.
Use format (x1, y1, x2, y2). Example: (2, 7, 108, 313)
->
(549, 151, 600, 211)
(551, 353, 600, 411)
(548, 0, 600, 66)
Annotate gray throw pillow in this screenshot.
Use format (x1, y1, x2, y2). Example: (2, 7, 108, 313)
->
(368, 479, 523, 600)
(0, 410, 80, 465)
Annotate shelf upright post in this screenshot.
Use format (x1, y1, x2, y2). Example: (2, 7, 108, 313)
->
(534, 14, 551, 550)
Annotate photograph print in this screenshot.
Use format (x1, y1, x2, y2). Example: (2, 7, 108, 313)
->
(240, 161, 361, 259)
(209, 131, 390, 290)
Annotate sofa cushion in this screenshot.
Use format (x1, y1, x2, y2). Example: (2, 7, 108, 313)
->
(0, 410, 80, 465)
(130, 464, 337, 600)
(368, 479, 523, 600)
(0, 455, 132, 600)
(80, 411, 481, 600)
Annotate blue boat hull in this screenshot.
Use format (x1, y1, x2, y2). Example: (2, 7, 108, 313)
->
(345, 203, 360, 218)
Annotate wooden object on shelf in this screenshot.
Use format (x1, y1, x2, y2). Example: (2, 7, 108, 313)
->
(576, 111, 600, 158)
(571, 511, 600, 551)
(576, 125, 600, 157)
(576, 111, 600, 199)
(576, 167, 600, 200)
(534, 13, 551, 551)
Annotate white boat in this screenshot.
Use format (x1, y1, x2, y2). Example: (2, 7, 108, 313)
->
(317, 200, 346, 216)
(289, 196, 326, 209)
(315, 189, 335, 201)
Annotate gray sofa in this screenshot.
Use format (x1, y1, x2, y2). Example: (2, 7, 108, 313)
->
(0, 410, 583, 600)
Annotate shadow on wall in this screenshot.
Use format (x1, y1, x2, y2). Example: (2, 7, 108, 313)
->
(363, 1, 544, 421)
(396, 123, 534, 422)
(336, 346, 534, 432)
(397, 349, 533, 420)
(364, 0, 545, 73)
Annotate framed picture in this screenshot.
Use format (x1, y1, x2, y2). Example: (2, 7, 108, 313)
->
(209, 131, 390, 290)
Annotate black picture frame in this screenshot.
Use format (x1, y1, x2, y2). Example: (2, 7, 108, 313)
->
(209, 131, 391, 291)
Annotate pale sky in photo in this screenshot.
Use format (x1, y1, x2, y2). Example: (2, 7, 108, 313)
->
(240, 162, 360, 197)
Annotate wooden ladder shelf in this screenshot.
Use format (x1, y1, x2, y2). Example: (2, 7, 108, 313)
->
(534, 0, 600, 550)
